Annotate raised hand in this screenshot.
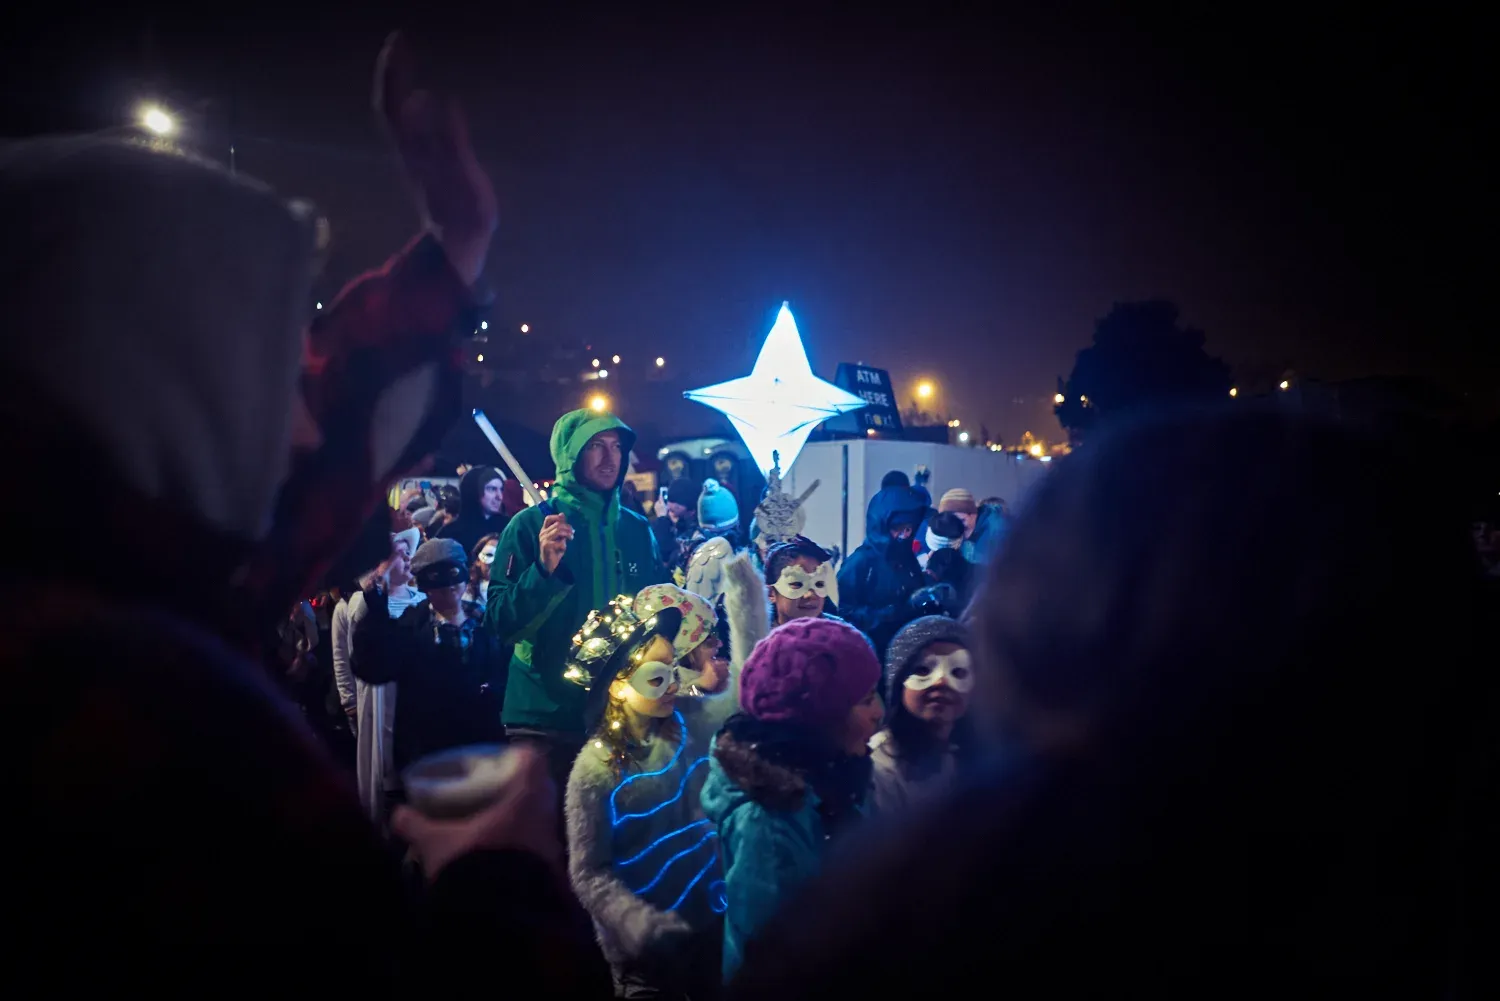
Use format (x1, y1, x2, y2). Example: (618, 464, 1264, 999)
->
(539, 513, 573, 576)
(373, 32, 498, 286)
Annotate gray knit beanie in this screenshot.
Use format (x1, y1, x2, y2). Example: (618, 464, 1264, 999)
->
(883, 615, 970, 707)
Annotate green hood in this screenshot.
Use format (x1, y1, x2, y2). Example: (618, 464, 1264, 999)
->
(547, 409, 636, 522)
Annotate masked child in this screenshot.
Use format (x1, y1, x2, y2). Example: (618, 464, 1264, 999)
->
(565, 583, 754, 998)
(869, 616, 974, 814)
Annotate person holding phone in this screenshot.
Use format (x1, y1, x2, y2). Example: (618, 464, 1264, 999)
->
(652, 477, 701, 579)
(488, 407, 669, 791)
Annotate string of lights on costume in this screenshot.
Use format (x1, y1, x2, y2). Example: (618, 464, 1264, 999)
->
(562, 584, 764, 975)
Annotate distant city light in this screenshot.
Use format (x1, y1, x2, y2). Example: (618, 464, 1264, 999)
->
(947, 419, 961, 428)
(1029, 443, 1045, 457)
(916, 381, 934, 400)
(655, 356, 665, 367)
(958, 431, 970, 443)
(1040, 455, 1053, 462)
(480, 321, 488, 330)
(612, 354, 621, 364)
(476, 354, 484, 362)
(589, 394, 609, 413)
(315, 302, 323, 310)
(139, 105, 175, 136)
(1279, 380, 1290, 391)
(1229, 387, 1238, 398)
(592, 358, 600, 368)
(520, 323, 530, 333)
(1079, 394, 1088, 404)
(1053, 393, 1065, 405)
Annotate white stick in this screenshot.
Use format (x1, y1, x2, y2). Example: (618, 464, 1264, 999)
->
(473, 409, 547, 508)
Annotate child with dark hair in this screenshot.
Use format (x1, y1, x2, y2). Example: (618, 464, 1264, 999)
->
(869, 616, 973, 814)
(762, 536, 841, 627)
(700, 616, 884, 983)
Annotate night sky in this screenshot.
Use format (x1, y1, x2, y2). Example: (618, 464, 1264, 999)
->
(2, 7, 1486, 447)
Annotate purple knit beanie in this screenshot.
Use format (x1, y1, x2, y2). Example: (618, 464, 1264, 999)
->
(740, 617, 882, 726)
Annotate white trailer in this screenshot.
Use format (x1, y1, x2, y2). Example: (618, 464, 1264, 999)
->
(782, 439, 1052, 562)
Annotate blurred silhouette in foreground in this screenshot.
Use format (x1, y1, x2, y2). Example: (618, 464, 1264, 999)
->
(732, 409, 1491, 999)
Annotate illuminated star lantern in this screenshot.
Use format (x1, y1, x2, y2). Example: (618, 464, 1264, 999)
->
(684, 303, 866, 475)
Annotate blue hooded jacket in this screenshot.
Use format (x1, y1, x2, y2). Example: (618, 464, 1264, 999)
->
(835, 485, 928, 658)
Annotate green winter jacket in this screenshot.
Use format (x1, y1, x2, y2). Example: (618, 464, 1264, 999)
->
(488, 410, 666, 733)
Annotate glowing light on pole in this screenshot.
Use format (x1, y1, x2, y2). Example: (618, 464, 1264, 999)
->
(684, 302, 866, 475)
(916, 381, 934, 400)
(589, 393, 610, 413)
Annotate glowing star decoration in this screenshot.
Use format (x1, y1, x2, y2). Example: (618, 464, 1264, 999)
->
(684, 303, 866, 475)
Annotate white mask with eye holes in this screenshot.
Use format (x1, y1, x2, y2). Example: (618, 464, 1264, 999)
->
(772, 561, 837, 606)
(903, 649, 974, 694)
(478, 542, 497, 566)
(626, 660, 680, 700)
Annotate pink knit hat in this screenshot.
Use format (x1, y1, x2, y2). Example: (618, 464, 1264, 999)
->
(740, 617, 881, 726)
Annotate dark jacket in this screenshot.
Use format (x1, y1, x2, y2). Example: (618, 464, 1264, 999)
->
(351, 591, 507, 772)
(652, 512, 699, 577)
(439, 464, 511, 559)
(835, 486, 928, 657)
(487, 410, 667, 734)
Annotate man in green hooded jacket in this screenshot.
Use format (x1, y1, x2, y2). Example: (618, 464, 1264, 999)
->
(487, 408, 666, 782)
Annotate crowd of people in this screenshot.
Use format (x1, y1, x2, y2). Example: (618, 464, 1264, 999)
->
(6, 33, 1491, 998)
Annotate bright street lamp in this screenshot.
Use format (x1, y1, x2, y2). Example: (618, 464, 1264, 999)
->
(520, 323, 530, 333)
(612, 354, 621, 364)
(655, 356, 665, 367)
(1279, 380, 1290, 391)
(1053, 392, 1065, 405)
(916, 381, 934, 400)
(1229, 387, 1238, 398)
(958, 431, 970, 443)
(592, 358, 600, 368)
(139, 105, 175, 137)
(589, 393, 609, 413)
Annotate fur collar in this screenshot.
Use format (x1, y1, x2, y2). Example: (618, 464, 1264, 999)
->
(713, 728, 809, 812)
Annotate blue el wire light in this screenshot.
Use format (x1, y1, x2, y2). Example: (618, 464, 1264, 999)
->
(670, 851, 721, 913)
(632, 828, 717, 897)
(616, 818, 710, 869)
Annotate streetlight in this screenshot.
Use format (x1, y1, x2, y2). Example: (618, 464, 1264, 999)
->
(958, 431, 970, 443)
(480, 321, 488, 331)
(1053, 392, 1065, 405)
(139, 105, 175, 137)
(599, 369, 609, 379)
(520, 323, 530, 333)
(589, 393, 609, 413)
(1229, 387, 1238, 398)
(1029, 443, 1045, 458)
(477, 353, 485, 362)
(612, 354, 621, 364)
(1279, 380, 1290, 391)
(655, 356, 665, 367)
(592, 358, 600, 368)
(916, 381, 934, 400)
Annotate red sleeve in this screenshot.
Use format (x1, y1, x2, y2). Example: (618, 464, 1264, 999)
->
(249, 233, 485, 624)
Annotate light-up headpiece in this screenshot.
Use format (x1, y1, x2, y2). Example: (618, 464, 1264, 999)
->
(902, 649, 974, 694)
(772, 561, 837, 607)
(564, 594, 649, 690)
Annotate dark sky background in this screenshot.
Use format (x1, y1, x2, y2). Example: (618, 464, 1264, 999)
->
(2, 6, 1487, 446)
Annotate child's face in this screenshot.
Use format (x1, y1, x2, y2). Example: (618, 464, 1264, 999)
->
(900, 640, 973, 728)
(683, 634, 730, 694)
(609, 635, 681, 718)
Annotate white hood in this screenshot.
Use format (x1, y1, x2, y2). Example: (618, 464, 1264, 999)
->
(0, 136, 315, 540)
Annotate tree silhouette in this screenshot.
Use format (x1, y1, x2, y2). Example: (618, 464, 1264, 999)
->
(1055, 300, 1231, 440)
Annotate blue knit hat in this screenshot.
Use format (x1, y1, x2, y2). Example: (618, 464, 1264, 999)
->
(698, 479, 740, 533)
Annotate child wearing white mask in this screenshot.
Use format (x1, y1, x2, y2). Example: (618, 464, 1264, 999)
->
(869, 616, 974, 814)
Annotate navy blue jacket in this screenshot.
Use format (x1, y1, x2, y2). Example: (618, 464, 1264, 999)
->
(835, 486, 928, 658)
